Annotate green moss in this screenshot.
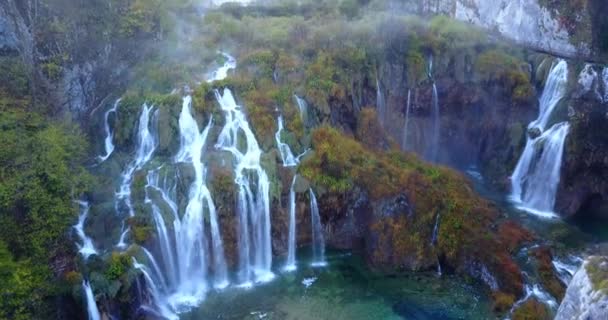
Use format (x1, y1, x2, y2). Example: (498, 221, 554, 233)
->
(128, 216, 153, 245)
(474, 50, 534, 104)
(106, 252, 131, 281)
(586, 256, 608, 294)
(512, 298, 551, 320)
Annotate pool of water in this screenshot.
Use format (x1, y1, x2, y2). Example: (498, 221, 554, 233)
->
(181, 251, 495, 320)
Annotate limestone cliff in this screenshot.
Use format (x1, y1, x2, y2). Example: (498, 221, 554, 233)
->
(555, 256, 608, 320)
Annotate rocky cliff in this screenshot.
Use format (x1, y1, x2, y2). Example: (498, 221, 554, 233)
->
(555, 256, 608, 320)
(417, 0, 607, 61)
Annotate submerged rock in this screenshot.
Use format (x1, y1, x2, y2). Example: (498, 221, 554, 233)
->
(555, 256, 608, 320)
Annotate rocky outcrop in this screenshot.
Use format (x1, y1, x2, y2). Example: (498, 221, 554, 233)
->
(417, 0, 604, 60)
(555, 256, 608, 320)
(557, 64, 608, 219)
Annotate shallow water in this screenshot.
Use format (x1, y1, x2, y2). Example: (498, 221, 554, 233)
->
(182, 250, 495, 320)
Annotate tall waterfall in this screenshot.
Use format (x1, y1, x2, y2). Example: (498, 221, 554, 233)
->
(402, 89, 411, 150)
(294, 95, 308, 124)
(215, 88, 274, 285)
(427, 55, 440, 162)
(284, 175, 298, 271)
(376, 76, 386, 126)
(174, 95, 228, 289)
(135, 95, 231, 316)
(82, 281, 101, 320)
(275, 116, 298, 167)
(309, 189, 326, 267)
(511, 60, 569, 218)
(115, 104, 158, 217)
(602, 68, 608, 103)
(98, 99, 119, 162)
(73, 201, 98, 260)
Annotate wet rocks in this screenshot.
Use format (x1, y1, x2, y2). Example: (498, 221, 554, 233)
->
(555, 256, 608, 320)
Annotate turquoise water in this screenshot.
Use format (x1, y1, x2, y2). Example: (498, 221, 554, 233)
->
(182, 250, 495, 320)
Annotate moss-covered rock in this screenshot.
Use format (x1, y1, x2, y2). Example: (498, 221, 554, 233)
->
(512, 298, 551, 320)
(300, 126, 527, 301)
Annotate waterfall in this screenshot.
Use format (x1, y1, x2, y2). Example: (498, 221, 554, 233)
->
(275, 116, 298, 167)
(602, 68, 608, 103)
(430, 212, 440, 246)
(207, 52, 236, 82)
(115, 222, 130, 249)
(116, 104, 158, 217)
(426, 55, 440, 162)
(98, 99, 119, 162)
(294, 95, 308, 124)
(73, 201, 98, 260)
(284, 175, 298, 272)
(132, 258, 179, 320)
(174, 95, 228, 289)
(82, 281, 101, 320)
(552, 256, 581, 285)
(215, 88, 274, 285)
(511, 60, 569, 218)
(309, 189, 326, 267)
(376, 76, 386, 126)
(402, 89, 411, 150)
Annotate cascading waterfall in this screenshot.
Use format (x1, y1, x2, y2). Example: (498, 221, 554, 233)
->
(552, 256, 581, 285)
(115, 104, 158, 217)
(82, 281, 101, 320)
(309, 189, 326, 267)
(275, 116, 298, 167)
(215, 88, 274, 285)
(115, 223, 130, 249)
(284, 175, 298, 272)
(136, 95, 232, 317)
(602, 68, 608, 103)
(98, 99, 119, 162)
(132, 257, 179, 320)
(74, 201, 98, 260)
(376, 76, 386, 126)
(511, 60, 569, 218)
(427, 55, 440, 162)
(294, 95, 308, 124)
(402, 89, 411, 150)
(207, 53, 236, 82)
(431, 212, 442, 276)
(174, 95, 228, 289)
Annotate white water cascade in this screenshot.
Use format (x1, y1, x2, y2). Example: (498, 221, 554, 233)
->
(402, 89, 411, 150)
(74, 201, 98, 260)
(309, 189, 326, 267)
(116, 104, 158, 217)
(376, 76, 386, 126)
(294, 95, 308, 124)
(207, 53, 236, 82)
(427, 55, 440, 162)
(511, 60, 569, 218)
(284, 175, 298, 272)
(275, 116, 298, 167)
(215, 88, 274, 285)
(82, 281, 101, 320)
(98, 99, 119, 162)
(174, 95, 228, 289)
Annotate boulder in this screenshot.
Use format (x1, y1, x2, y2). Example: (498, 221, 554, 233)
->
(555, 256, 608, 320)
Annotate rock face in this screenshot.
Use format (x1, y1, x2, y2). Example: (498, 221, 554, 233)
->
(0, 0, 157, 119)
(557, 64, 608, 219)
(418, 0, 603, 60)
(555, 256, 608, 320)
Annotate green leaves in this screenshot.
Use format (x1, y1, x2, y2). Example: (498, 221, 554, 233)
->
(0, 105, 92, 319)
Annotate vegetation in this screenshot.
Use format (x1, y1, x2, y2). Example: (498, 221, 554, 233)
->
(0, 58, 91, 319)
(586, 256, 608, 294)
(299, 126, 526, 301)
